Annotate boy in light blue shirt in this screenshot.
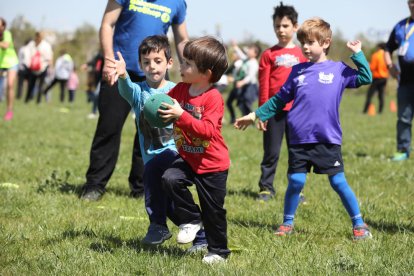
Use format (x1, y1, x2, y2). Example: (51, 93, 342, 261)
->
(107, 35, 206, 248)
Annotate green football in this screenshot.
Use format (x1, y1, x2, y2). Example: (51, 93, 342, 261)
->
(143, 93, 174, 128)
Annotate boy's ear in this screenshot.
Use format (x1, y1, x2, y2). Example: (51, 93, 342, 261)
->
(323, 38, 331, 50)
(204, 69, 213, 82)
(293, 23, 299, 32)
(167, 58, 173, 70)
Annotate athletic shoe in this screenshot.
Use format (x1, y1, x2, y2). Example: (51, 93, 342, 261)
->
(4, 111, 13, 121)
(391, 151, 409, 161)
(87, 113, 98, 119)
(187, 228, 208, 253)
(141, 223, 172, 245)
(80, 187, 104, 201)
(202, 253, 226, 264)
(257, 191, 274, 202)
(299, 193, 308, 205)
(129, 190, 144, 198)
(177, 222, 202, 244)
(353, 224, 373, 241)
(274, 224, 294, 236)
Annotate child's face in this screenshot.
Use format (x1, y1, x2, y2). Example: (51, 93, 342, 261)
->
(140, 49, 172, 86)
(300, 37, 330, 63)
(246, 46, 258, 58)
(273, 16, 297, 45)
(180, 57, 208, 84)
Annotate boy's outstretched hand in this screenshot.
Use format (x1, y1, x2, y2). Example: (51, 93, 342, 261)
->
(346, 40, 362, 53)
(105, 51, 127, 85)
(233, 113, 256, 131)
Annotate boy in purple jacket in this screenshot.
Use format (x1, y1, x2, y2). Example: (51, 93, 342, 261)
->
(234, 17, 373, 241)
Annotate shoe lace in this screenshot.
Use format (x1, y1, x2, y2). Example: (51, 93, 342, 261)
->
(149, 224, 166, 234)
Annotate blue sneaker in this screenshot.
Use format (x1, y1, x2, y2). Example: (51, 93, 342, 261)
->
(187, 228, 208, 254)
(141, 223, 172, 245)
(391, 151, 409, 161)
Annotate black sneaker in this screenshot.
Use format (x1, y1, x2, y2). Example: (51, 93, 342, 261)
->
(130, 190, 144, 198)
(141, 223, 172, 245)
(80, 187, 104, 201)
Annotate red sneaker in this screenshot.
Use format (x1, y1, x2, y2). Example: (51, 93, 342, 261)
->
(353, 224, 373, 241)
(274, 224, 294, 236)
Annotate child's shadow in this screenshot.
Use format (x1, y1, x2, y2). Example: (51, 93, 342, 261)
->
(365, 218, 414, 234)
(227, 188, 258, 199)
(38, 180, 136, 199)
(92, 234, 187, 257)
(46, 227, 187, 257)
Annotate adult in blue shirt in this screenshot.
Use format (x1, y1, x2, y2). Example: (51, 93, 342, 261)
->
(81, 0, 189, 201)
(385, 0, 414, 161)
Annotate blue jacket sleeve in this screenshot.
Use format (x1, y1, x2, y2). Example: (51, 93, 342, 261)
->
(117, 75, 141, 106)
(351, 51, 372, 87)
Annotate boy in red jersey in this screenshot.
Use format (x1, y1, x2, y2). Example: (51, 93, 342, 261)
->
(159, 36, 230, 264)
(257, 2, 307, 201)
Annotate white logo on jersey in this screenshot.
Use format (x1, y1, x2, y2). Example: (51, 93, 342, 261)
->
(318, 72, 334, 84)
(275, 54, 300, 68)
(334, 161, 341, 167)
(297, 75, 307, 86)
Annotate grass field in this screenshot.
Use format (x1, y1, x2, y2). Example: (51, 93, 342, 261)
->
(0, 84, 413, 275)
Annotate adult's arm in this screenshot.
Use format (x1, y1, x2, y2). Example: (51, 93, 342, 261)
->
(384, 27, 400, 78)
(171, 21, 189, 63)
(100, 0, 122, 85)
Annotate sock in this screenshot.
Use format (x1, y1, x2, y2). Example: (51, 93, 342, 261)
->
(328, 172, 364, 227)
(283, 173, 307, 225)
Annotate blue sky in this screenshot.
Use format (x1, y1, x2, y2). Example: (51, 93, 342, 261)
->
(1, 0, 409, 44)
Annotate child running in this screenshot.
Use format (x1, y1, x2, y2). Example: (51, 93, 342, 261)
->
(106, 35, 206, 248)
(234, 18, 373, 241)
(159, 36, 231, 264)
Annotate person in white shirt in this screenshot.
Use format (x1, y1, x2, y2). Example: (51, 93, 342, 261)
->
(25, 31, 53, 103)
(43, 49, 74, 102)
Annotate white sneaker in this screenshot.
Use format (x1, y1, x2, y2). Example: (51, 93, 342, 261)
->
(202, 253, 226, 264)
(87, 113, 98, 119)
(177, 222, 202, 244)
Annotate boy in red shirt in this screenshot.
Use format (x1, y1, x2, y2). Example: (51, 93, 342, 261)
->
(257, 2, 307, 201)
(159, 36, 230, 264)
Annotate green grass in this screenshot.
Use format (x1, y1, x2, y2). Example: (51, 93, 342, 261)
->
(0, 85, 413, 275)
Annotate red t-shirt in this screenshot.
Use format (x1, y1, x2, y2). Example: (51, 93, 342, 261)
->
(258, 45, 307, 110)
(168, 83, 230, 174)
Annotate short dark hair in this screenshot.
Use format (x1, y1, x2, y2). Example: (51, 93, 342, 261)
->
(138, 35, 171, 62)
(377, 42, 386, 50)
(272, 2, 298, 24)
(183, 36, 228, 83)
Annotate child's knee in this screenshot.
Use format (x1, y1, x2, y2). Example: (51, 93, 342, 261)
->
(287, 173, 306, 192)
(161, 171, 179, 191)
(328, 172, 347, 190)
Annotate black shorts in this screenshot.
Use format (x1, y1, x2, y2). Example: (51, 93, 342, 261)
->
(288, 143, 344, 175)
